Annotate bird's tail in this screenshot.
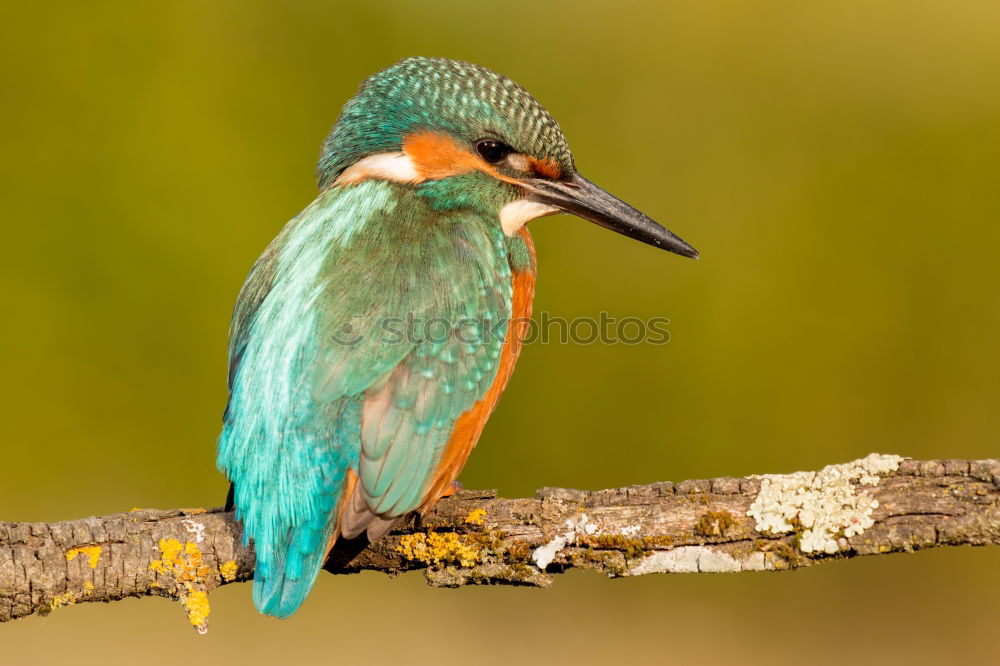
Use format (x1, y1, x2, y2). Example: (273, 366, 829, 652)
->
(252, 518, 334, 618)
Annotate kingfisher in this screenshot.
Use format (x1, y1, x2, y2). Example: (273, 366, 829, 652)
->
(217, 57, 697, 618)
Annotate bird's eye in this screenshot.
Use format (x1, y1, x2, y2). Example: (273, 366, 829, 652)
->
(476, 139, 512, 164)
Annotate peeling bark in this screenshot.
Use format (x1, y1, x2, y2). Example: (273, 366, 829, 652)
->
(2, 456, 998, 629)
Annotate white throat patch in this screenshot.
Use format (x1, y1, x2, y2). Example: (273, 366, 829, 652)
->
(499, 199, 561, 236)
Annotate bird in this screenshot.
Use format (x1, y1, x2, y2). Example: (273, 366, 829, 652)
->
(217, 56, 697, 618)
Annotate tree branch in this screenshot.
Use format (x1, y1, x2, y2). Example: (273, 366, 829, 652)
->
(2, 455, 998, 630)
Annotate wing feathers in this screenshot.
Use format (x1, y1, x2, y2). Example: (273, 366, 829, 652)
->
(221, 183, 534, 618)
(338, 481, 376, 540)
(365, 516, 399, 542)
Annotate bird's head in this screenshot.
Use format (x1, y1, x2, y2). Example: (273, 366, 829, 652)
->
(317, 57, 697, 258)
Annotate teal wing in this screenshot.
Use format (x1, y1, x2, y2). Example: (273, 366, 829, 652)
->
(217, 182, 512, 617)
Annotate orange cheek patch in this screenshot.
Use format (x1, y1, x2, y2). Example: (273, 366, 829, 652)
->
(402, 131, 521, 185)
(528, 156, 562, 180)
(403, 131, 480, 180)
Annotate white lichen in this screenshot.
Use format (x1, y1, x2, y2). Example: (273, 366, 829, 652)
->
(182, 518, 206, 544)
(747, 453, 903, 554)
(531, 514, 597, 570)
(628, 546, 770, 574)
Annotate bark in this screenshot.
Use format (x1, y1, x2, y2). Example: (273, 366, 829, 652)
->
(2, 455, 998, 631)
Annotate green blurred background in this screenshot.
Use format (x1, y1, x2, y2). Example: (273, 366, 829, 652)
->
(2, 0, 998, 663)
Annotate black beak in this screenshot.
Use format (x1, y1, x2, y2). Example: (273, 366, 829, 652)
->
(522, 172, 698, 259)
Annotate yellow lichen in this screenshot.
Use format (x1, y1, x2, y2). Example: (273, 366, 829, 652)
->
(148, 538, 212, 581)
(49, 592, 76, 610)
(66, 545, 101, 569)
(463, 508, 487, 525)
(184, 590, 211, 628)
(149, 537, 214, 632)
(219, 560, 238, 582)
(159, 538, 184, 566)
(397, 532, 481, 567)
(695, 510, 736, 537)
(506, 539, 532, 562)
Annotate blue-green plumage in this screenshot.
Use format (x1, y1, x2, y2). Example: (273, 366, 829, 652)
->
(218, 179, 523, 617)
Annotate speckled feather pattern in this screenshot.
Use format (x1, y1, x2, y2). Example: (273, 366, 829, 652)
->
(318, 57, 574, 187)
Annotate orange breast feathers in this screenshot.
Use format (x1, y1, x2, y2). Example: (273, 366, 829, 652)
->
(418, 228, 537, 511)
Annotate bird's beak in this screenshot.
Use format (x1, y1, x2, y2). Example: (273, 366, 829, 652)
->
(522, 172, 698, 258)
